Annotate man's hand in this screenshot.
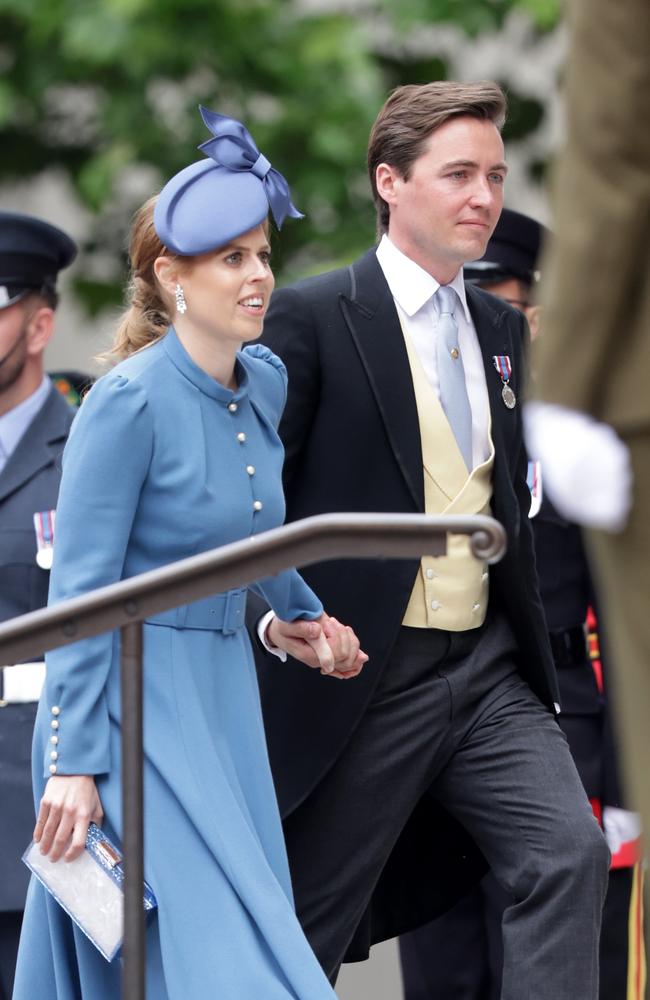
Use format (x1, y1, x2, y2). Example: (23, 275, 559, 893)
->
(34, 775, 104, 862)
(266, 613, 368, 679)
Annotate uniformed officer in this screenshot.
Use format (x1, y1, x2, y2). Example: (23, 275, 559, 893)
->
(0, 212, 77, 999)
(398, 209, 645, 1000)
(527, 0, 650, 928)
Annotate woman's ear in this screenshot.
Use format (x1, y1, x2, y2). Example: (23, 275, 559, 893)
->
(153, 256, 178, 298)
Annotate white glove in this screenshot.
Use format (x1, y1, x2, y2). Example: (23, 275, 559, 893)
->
(602, 806, 642, 857)
(524, 402, 633, 532)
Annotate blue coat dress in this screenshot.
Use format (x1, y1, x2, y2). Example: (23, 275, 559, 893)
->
(13, 329, 336, 1000)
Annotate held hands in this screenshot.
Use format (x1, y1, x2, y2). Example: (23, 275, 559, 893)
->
(266, 613, 368, 679)
(34, 775, 104, 862)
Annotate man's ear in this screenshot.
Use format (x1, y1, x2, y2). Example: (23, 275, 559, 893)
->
(375, 162, 402, 209)
(25, 306, 55, 357)
(153, 256, 179, 299)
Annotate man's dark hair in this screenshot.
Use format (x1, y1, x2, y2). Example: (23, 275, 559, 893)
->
(367, 81, 507, 236)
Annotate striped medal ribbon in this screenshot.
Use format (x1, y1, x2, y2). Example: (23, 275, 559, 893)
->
(492, 355, 516, 409)
(33, 509, 56, 569)
(526, 460, 543, 518)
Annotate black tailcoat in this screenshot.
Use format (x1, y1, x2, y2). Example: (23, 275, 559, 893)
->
(253, 249, 558, 955)
(0, 384, 73, 911)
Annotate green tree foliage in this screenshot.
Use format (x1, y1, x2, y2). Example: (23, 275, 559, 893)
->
(0, 0, 560, 310)
(377, 0, 559, 33)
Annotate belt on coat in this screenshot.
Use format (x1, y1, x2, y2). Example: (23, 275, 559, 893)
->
(548, 625, 589, 667)
(0, 661, 46, 705)
(145, 589, 247, 634)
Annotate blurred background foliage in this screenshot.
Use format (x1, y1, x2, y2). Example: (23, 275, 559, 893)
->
(0, 0, 561, 314)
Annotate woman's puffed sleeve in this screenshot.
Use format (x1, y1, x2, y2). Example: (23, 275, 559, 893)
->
(42, 373, 153, 780)
(242, 347, 322, 620)
(241, 344, 288, 429)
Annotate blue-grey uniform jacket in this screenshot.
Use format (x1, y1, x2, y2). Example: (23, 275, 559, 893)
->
(0, 384, 74, 910)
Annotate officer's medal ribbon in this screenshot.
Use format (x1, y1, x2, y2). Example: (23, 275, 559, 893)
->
(526, 460, 543, 518)
(33, 509, 55, 569)
(492, 355, 516, 409)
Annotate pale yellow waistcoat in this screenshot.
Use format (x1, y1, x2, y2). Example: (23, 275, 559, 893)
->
(401, 326, 495, 632)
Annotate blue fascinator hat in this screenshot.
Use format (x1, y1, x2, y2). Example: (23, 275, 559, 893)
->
(154, 106, 303, 255)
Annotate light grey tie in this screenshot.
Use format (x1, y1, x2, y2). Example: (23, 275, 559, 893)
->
(434, 284, 473, 470)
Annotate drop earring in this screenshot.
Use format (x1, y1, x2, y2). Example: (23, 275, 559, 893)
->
(175, 282, 187, 315)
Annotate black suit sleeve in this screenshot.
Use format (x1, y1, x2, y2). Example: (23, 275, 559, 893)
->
(510, 310, 555, 684)
(261, 285, 321, 494)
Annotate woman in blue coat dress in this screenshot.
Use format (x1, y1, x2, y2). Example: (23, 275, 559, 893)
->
(13, 109, 366, 999)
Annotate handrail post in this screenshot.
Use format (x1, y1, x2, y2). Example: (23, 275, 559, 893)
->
(120, 621, 145, 999)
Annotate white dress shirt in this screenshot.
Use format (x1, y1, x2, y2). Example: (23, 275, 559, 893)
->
(375, 234, 491, 469)
(0, 375, 51, 476)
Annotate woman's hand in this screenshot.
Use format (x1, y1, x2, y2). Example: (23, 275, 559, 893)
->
(266, 613, 368, 679)
(34, 775, 104, 863)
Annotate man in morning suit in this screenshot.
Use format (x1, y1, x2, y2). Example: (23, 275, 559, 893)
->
(251, 81, 609, 999)
(0, 212, 77, 999)
(399, 208, 645, 1000)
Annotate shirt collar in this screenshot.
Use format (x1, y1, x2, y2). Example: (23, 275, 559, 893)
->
(375, 234, 471, 323)
(0, 376, 51, 466)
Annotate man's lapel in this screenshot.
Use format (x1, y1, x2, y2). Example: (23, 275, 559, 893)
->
(0, 384, 74, 503)
(339, 250, 424, 511)
(335, 256, 520, 510)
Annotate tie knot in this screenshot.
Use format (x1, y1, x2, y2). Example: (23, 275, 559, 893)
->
(436, 284, 457, 316)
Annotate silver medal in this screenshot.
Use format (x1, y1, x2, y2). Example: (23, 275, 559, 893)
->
(36, 547, 54, 570)
(501, 382, 516, 409)
(33, 510, 55, 570)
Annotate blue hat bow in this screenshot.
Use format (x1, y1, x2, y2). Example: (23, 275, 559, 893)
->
(198, 106, 302, 229)
(154, 106, 303, 255)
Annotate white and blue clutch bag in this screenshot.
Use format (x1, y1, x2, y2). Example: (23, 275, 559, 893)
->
(23, 822, 157, 961)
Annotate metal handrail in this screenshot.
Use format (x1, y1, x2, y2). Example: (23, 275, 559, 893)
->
(0, 512, 506, 999)
(0, 513, 505, 665)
